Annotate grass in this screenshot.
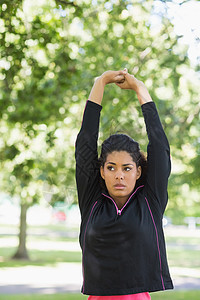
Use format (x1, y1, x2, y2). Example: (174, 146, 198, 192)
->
(165, 234, 200, 269)
(151, 290, 200, 299)
(0, 248, 82, 267)
(0, 224, 81, 267)
(166, 236, 200, 245)
(167, 249, 200, 269)
(0, 291, 200, 300)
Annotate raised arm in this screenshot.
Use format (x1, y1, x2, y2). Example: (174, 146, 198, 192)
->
(88, 69, 127, 105)
(115, 68, 153, 106)
(142, 102, 171, 214)
(116, 69, 171, 213)
(75, 70, 127, 219)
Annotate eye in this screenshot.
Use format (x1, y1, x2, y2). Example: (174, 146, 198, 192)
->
(107, 166, 115, 171)
(124, 167, 132, 171)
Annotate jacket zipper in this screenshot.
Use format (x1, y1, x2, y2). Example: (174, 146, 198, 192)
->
(102, 185, 144, 216)
(101, 194, 121, 215)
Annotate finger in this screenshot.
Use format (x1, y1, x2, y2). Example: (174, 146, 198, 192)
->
(115, 80, 125, 87)
(118, 69, 127, 76)
(116, 78, 125, 84)
(124, 72, 134, 80)
(115, 74, 125, 81)
(115, 82, 122, 88)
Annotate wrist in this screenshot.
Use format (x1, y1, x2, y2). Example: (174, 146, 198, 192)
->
(99, 74, 108, 86)
(136, 88, 153, 105)
(95, 75, 107, 86)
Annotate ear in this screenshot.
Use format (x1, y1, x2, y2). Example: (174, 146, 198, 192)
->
(100, 166, 105, 180)
(136, 166, 142, 180)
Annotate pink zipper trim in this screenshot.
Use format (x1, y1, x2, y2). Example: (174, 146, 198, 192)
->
(82, 200, 98, 293)
(102, 185, 144, 215)
(145, 196, 165, 290)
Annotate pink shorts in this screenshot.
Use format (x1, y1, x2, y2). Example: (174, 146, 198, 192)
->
(88, 292, 151, 300)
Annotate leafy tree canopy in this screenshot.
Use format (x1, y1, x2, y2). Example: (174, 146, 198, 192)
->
(0, 0, 199, 224)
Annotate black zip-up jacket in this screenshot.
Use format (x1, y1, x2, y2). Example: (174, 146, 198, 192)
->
(75, 100, 174, 296)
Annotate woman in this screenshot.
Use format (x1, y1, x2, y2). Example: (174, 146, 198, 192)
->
(75, 68, 173, 299)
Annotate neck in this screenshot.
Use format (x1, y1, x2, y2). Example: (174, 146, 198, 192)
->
(112, 196, 129, 210)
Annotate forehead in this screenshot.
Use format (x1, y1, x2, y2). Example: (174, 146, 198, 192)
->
(106, 151, 134, 164)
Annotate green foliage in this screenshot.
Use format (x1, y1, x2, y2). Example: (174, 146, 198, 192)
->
(0, 0, 199, 223)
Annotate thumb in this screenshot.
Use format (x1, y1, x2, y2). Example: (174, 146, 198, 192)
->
(124, 70, 133, 80)
(118, 69, 127, 75)
(123, 68, 128, 75)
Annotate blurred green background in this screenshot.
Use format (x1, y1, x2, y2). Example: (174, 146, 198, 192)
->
(0, 0, 200, 298)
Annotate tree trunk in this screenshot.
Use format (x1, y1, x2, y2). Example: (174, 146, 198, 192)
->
(12, 203, 30, 260)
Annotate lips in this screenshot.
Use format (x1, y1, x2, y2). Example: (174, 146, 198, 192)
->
(114, 184, 126, 189)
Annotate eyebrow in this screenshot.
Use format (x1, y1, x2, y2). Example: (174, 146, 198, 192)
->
(106, 162, 134, 166)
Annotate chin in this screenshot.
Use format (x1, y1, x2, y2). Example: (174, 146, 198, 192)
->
(112, 191, 129, 199)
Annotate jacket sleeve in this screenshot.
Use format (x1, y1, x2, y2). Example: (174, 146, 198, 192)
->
(142, 102, 171, 214)
(75, 100, 102, 219)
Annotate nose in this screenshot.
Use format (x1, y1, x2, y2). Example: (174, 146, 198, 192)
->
(115, 171, 124, 180)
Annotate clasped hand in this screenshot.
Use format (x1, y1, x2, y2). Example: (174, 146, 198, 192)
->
(90, 68, 152, 106)
(100, 68, 146, 94)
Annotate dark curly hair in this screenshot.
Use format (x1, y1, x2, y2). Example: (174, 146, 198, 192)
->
(99, 134, 147, 191)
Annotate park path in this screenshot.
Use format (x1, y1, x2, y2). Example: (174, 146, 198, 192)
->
(0, 226, 200, 294)
(0, 262, 82, 294)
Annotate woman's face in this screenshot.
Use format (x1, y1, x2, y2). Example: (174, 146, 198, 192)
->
(100, 151, 141, 205)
